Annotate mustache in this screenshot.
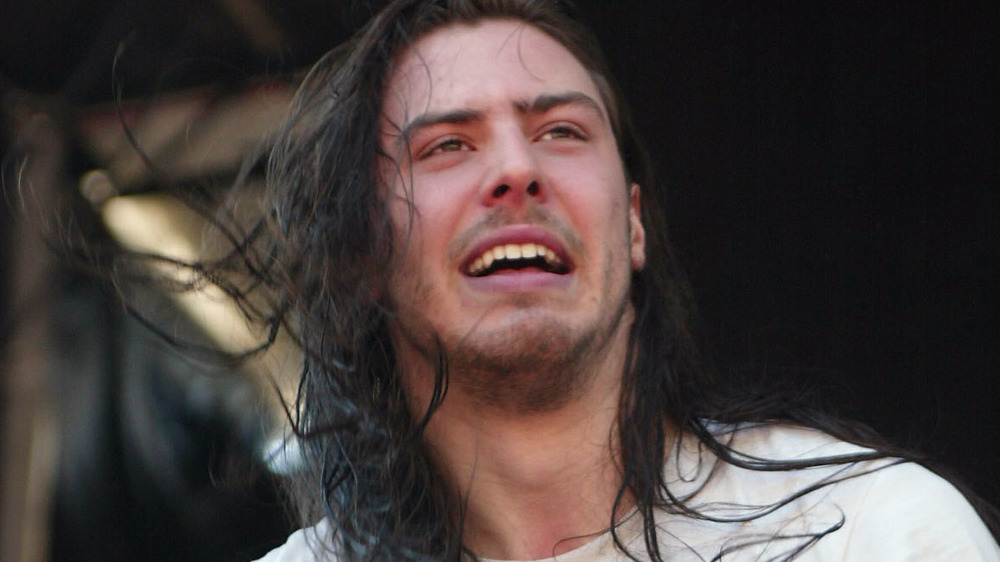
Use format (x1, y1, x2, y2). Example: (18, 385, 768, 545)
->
(446, 206, 583, 263)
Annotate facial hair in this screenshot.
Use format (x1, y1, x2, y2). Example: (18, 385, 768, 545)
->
(446, 289, 633, 414)
(390, 229, 635, 416)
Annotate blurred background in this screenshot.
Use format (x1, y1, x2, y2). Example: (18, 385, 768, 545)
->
(1, 1, 997, 560)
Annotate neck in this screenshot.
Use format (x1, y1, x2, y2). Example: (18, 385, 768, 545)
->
(433, 385, 630, 559)
(404, 322, 637, 560)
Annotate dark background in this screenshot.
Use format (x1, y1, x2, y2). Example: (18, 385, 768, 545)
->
(2, 0, 997, 559)
(591, 1, 998, 508)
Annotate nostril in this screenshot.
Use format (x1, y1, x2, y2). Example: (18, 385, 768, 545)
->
(493, 184, 510, 198)
(527, 182, 539, 196)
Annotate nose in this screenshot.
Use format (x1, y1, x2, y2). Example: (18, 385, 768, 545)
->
(481, 128, 546, 207)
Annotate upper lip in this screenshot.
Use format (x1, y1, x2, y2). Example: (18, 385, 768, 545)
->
(460, 225, 573, 276)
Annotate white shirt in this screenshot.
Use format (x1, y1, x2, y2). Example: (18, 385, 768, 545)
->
(256, 424, 1000, 561)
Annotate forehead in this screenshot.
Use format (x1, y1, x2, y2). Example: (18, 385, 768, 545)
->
(382, 19, 604, 127)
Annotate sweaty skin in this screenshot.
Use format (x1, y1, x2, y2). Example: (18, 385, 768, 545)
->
(381, 19, 645, 412)
(379, 20, 648, 559)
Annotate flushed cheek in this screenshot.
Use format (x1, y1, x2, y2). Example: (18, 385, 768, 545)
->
(386, 196, 438, 300)
(551, 166, 628, 218)
(388, 216, 466, 319)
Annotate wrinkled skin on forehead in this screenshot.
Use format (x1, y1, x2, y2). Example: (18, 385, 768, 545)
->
(379, 20, 645, 413)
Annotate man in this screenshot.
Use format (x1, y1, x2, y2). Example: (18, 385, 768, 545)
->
(254, 1, 999, 560)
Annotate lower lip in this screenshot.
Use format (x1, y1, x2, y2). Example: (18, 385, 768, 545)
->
(463, 269, 573, 292)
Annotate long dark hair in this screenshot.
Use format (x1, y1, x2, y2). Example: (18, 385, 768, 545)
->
(198, 0, 999, 559)
(261, 2, 647, 558)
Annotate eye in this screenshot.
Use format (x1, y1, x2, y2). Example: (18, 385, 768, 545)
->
(422, 137, 471, 158)
(537, 124, 587, 142)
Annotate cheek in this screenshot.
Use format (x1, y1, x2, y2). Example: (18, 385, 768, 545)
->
(386, 180, 458, 285)
(408, 169, 480, 241)
(381, 154, 416, 245)
(563, 182, 630, 239)
(385, 185, 429, 297)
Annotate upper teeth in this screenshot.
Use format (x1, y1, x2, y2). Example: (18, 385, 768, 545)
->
(467, 242, 565, 275)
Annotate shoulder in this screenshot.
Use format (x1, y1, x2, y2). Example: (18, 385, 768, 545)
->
(715, 421, 871, 458)
(663, 423, 1000, 559)
(668, 422, 880, 502)
(836, 461, 1000, 559)
(253, 520, 335, 562)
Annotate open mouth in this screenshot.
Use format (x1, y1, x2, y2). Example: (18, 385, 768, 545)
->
(465, 242, 570, 277)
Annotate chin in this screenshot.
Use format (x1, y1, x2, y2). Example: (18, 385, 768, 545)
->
(441, 316, 605, 413)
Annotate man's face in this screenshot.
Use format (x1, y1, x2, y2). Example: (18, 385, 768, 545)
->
(380, 20, 645, 410)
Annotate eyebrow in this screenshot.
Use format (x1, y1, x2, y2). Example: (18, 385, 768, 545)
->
(517, 91, 606, 121)
(397, 90, 607, 143)
(399, 108, 484, 143)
